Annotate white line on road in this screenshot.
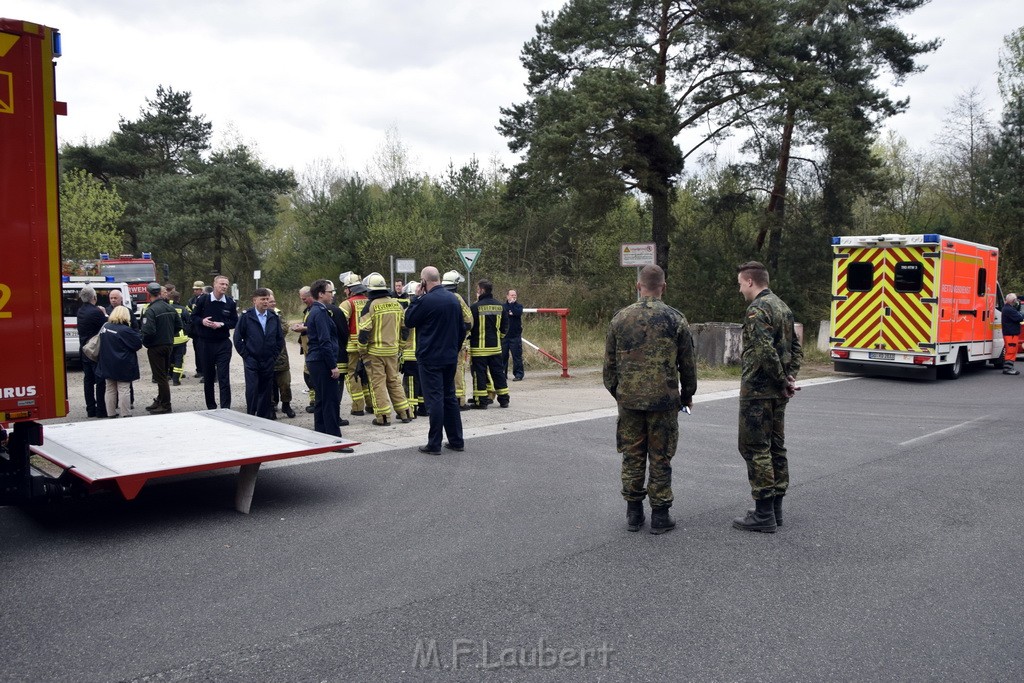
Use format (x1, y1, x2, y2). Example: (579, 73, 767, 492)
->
(898, 416, 991, 448)
(262, 375, 858, 470)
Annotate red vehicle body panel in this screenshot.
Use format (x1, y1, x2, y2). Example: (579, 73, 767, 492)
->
(0, 19, 67, 422)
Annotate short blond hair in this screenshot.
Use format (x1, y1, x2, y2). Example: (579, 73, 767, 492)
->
(108, 305, 131, 325)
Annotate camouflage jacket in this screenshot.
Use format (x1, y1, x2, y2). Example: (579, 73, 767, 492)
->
(740, 289, 802, 400)
(603, 296, 697, 411)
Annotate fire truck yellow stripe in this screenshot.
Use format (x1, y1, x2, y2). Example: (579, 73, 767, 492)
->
(41, 25, 66, 415)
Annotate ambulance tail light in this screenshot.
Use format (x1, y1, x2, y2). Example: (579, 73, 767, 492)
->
(831, 349, 850, 359)
(913, 356, 934, 365)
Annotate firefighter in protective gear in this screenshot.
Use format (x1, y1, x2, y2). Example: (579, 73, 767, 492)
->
(442, 270, 474, 409)
(469, 278, 510, 408)
(339, 272, 370, 414)
(168, 291, 191, 386)
(358, 273, 412, 425)
(1002, 293, 1023, 375)
(399, 281, 424, 416)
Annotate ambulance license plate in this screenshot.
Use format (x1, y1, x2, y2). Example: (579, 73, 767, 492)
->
(869, 352, 895, 360)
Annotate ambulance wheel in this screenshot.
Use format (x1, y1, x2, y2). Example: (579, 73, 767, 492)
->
(940, 349, 965, 380)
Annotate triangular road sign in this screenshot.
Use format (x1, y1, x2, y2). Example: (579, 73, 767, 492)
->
(457, 248, 482, 273)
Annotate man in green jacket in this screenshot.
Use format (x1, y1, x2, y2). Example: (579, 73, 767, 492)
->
(732, 261, 803, 534)
(603, 265, 697, 535)
(141, 282, 182, 415)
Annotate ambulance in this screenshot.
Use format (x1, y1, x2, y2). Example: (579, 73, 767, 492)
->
(829, 234, 1004, 380)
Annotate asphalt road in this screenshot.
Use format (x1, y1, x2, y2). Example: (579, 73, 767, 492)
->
(2, 368, 1023, 682)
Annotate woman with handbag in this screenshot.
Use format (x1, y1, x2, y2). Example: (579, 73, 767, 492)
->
(96, 305, 143, 418)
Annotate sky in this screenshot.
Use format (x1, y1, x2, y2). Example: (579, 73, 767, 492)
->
(5, 0, 1023, 179)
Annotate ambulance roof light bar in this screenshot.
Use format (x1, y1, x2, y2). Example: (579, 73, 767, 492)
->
(831, 234, 942, 247)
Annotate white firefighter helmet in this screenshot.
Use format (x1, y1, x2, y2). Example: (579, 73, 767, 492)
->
(403, 281, 419, 297)
(364, 272, 388, 292)
(442, 270, 464, 289)
(342, 271, 366, 294)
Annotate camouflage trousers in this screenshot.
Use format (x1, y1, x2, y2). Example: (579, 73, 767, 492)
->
(738, 398, 789, 500)
(617, 406, 678, 508)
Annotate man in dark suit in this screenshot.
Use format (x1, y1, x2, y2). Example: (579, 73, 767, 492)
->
(233, 288, 284, 419)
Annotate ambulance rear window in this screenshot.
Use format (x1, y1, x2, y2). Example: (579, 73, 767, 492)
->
(894, 262, 923, 293)
(977, 268, 987, 297)
(847, 262, 873, 292)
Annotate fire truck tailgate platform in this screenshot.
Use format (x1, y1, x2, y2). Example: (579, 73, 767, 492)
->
(29, 410, 358, 513)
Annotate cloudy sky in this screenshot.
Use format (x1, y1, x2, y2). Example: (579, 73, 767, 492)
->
(6, 0, 1023, 178)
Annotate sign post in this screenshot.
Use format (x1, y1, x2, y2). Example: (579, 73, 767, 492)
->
(620, 243, 657, 300)
(457, 248, 482, 301)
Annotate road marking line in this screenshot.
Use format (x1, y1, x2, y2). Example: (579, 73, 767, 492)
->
(898, 416, 990, 448)
(263, 375, 858, 469)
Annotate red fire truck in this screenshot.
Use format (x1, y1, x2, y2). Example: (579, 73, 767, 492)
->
(0, 18, 355, 511)
(97, 252, 163, 304)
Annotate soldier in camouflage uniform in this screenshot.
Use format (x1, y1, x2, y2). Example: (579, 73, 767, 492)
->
(733, 261, 802, 534)
(603, 265, 697, 535)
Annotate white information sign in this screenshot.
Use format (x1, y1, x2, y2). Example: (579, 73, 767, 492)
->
(619, 243, 656, 267)
(395, 258, 416, 274)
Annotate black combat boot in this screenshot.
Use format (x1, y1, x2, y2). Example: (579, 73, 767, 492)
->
(282, 403, 296, 418)
(733, 497, 777, 533)
(649, 506, 676, 535)
(626, 501, 645, 532)
(747, 494, 784, 526)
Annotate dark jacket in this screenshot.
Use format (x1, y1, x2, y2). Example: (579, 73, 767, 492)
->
(305, 301, 338, 364)
(141, 298, 182, 348)
(96, 322, 143, 382)
(404, 285, 465, 366)
(1002, 303, 1024, 336)
(504, 300, 524, 338)
(469, 295, 508, 356)
(189, 293, 238, 342)
(233, 307, 285, 371)
(76, 302, 107, 346)
(326, 302, 351, 368)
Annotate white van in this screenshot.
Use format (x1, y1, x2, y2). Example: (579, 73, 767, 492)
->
(62, 278, 133, 361)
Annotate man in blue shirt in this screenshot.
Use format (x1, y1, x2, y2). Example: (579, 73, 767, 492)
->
(234, 288, 284, 419)
(404, 266, 466, 455)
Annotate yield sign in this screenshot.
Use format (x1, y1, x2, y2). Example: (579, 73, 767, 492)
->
(457, 248, 482, 273)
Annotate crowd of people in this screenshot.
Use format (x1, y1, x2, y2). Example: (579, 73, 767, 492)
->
(74, 269, 528, 450)
(76, 260, 811, 536)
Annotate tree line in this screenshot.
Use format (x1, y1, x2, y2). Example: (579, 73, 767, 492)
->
(58, 4, 1024, 334)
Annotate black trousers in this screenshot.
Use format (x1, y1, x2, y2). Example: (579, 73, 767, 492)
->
(243, 361, 275, 419)
(200, 337, 233, 409)
(419, 362, 463, 451)
(501, 335, 524, 379)
(147, 345, 173, 409)
(307, 359, 340, 436)
(82, 357, 107, 417)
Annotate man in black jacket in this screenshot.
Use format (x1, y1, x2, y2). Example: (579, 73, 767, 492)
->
(234, 288, 285, 419)
(141, 283, 182, 414)
(405, 266, 466, 455)
(502, 289, 525, 381)
(191, 275, 239, 409)
(76, 286, 108, 418)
